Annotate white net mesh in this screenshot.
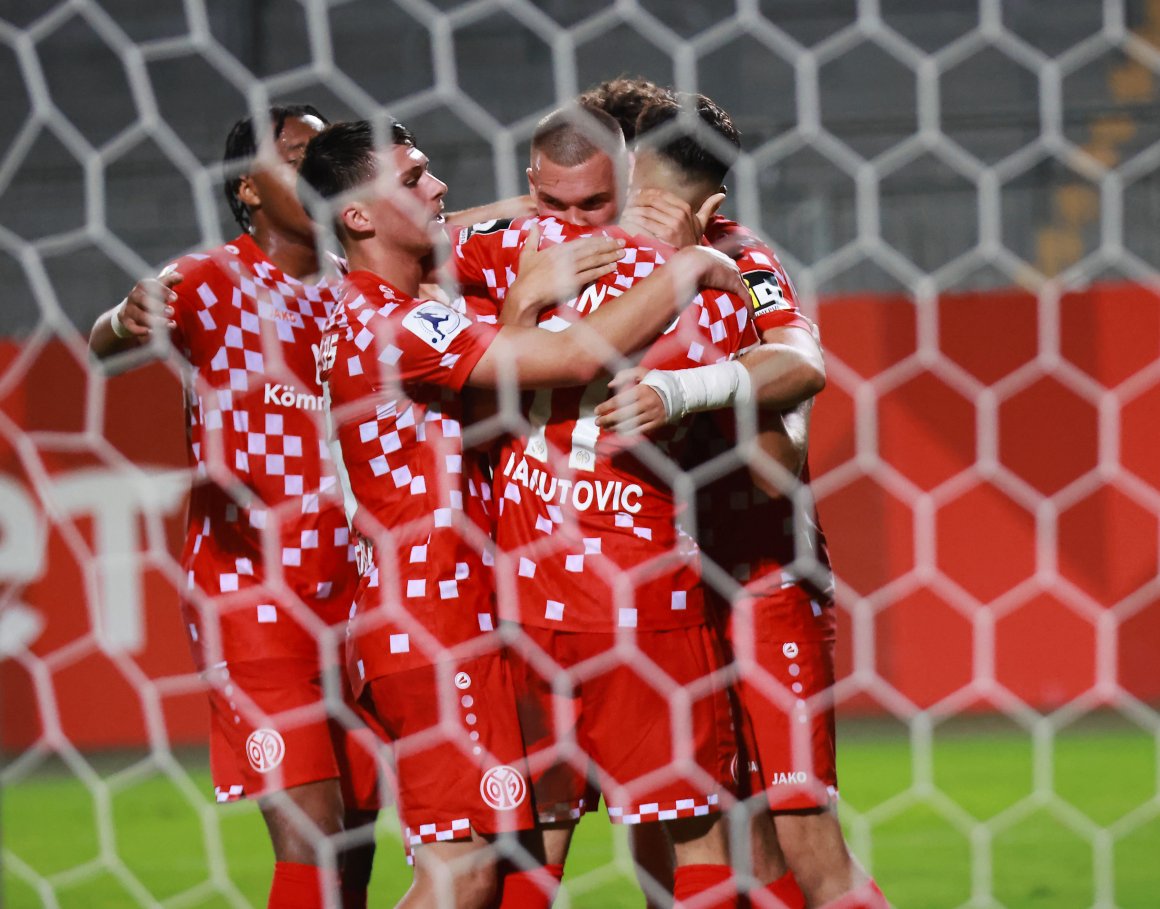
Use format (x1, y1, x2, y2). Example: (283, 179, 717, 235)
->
(2, 1, 1159, 907)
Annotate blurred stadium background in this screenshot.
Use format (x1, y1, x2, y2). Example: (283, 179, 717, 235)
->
(1, 0, 1158, 906)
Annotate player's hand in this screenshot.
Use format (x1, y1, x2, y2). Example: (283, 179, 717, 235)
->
(594, 366, 669, 435)
(620, 188, 726, 248)
(670, 245, 747, 301)
(118, 270, 182, 337)
(502, 225, 626, 327)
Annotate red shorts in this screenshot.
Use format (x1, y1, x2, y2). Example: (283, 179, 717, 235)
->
(508, 624, 736, 825)
(727, 586, 838, 811)
(364, 651, 535, 850)
(206, 658, 381, 811)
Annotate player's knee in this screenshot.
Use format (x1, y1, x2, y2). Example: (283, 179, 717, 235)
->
(458, 864, 500, 909)
(340, 808, 377, 889)
(664, 814, 729, 866)
(413, 856, 498, 909)
(749, 810, 789, 885)
(774, 809, 853, 888)
(261, 781, 346, 863)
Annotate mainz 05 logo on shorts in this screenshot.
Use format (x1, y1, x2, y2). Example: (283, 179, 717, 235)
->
(246, 728, 286, 773)
(480, 765, 527, 810)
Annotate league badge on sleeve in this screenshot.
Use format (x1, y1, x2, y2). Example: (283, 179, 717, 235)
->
(457, 218, 513, 245)
(744, 270, 792, 316)
(402, 302, 471, 352)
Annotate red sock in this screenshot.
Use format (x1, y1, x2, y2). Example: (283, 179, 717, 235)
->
(673, 864, 737, 909)
(268, 862, 336, 909)
(496, 863, 565, 908)
(763, 870, 806, 909)
(341, 887, 368, 909)
(819, 879, 888, 909)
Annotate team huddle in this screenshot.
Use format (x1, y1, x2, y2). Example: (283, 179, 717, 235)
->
(91, 80, 888, 909)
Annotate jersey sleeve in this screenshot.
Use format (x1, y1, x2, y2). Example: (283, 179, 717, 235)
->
(637, 287, 758, 371)
(449, 218, 522, 299)
(161, 252, 221, 357)
(364, 296, 499, 393)
(738, 249, 813, 337)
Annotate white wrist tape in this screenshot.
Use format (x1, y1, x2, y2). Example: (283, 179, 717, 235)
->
(110, 303, 133, 339)
(640, 360, 753, 424)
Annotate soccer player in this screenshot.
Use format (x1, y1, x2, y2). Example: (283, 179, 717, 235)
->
(595, 94, 889, 909)
(297, 118, 747, 909)
(89, 106, 381, 909)
(449, 106, 761, 909)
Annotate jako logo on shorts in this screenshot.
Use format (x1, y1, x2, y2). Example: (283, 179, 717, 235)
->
(480, 765, 526, 810)
(246, 728, 286, 773)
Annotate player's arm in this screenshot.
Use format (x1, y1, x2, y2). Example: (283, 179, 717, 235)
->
(445, 195, 537, 227)
(594, 324, 825, 434)
(467, 246, 746, 389)
(89, 271, 182, 360)
(750, 398, 813, 494)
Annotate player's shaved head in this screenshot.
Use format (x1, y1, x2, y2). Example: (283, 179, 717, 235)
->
(298, 119, 416, 204)
(579, 76, 675, 141)
(636, 93, 740, 188)
(531, 105, 625, 168)
(224, 104, 328, 233)
(527, 105, 629, 227)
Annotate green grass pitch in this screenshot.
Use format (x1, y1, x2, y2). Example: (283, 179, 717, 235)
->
(3, 715, 1157, 907)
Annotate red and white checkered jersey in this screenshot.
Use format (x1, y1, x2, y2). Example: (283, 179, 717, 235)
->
(453, 216, 758, 632)
(695, 217, 833, 603)
(319, 270, 501, 690)
(704, 215, 813, 337)
(167, 234, 358, 668)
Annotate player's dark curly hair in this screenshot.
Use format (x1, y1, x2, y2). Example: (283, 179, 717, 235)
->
(297, 119, 417, 210)
(635, 93, 741, 186)
(223, 104, 327, 234)
(578, 76, 675, 141)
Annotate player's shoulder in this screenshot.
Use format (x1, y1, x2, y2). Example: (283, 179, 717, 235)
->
(706, 216, 784, 269)
(339, 271, 474, 339)
(706, 216, 799, 315)
(162, 236, 269, 308)
(339, 270, 412, 315)
(160, 243, 225, 288)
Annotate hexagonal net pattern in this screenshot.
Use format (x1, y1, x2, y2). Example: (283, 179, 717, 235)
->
(1, 1, 1158, 907)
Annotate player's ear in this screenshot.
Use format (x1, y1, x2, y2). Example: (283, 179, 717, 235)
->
(340, 202, 372, 236)
(235, 174, 260, 209)
(526, 166, 537, 199)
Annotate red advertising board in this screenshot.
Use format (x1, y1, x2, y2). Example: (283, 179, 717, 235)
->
(2, 283, 1157, 751)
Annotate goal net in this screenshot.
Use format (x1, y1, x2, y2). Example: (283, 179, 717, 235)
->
(1, 1, 1157, 907)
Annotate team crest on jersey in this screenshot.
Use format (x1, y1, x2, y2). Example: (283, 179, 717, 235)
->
(480, 764, 527, 810)
(457, 218, 514, 244)
(745, 270, 792, 316)
(246, 728, 286, 773)
(402, 302, 470, 352)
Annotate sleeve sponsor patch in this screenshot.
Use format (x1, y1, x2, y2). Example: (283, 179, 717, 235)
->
(744, 270, 792, 315)
(402, 302, 471, 352)
(457, 218, 514, 245)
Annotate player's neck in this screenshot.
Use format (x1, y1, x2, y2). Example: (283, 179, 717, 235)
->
(250, 225, 320, 281)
